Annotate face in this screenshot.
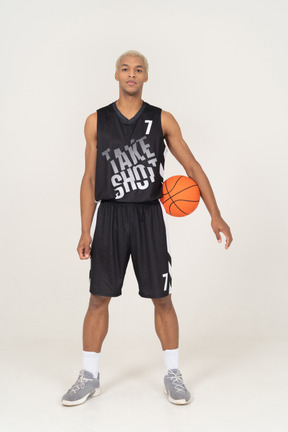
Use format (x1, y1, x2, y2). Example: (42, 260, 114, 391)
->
(115, 55, 148, 95)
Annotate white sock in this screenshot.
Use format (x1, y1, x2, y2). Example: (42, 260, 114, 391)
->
(163, 348, 179, 372)
(82, 350, 101, 378)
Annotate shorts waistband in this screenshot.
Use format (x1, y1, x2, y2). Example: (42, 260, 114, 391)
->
(101, 199, 159, 205)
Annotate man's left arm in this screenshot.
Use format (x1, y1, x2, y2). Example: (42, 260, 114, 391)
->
(161, 110, 233, 250)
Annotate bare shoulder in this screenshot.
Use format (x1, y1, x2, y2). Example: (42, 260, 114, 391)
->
(84, 112, 98, 142)
(83, 112, 97, 180)
(160, 109, 200, 172)
(161, 109, 181, 138)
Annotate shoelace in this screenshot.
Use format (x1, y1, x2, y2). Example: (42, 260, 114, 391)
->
(68, 370, 94, 393)
(167, 370, 187, 393)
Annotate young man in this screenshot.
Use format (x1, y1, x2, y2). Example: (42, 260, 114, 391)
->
(61, 50, 233, 407)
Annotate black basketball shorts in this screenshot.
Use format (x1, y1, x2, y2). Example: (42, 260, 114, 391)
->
(89, 199, 172, 298)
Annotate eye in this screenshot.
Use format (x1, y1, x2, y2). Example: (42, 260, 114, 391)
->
(122, 68, 127, 71)
(137, 69, 142, 72)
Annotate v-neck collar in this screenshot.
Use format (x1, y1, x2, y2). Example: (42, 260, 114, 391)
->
(112, 100, 146, 125)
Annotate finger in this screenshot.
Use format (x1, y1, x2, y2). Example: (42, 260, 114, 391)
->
(224, 233, 233, 249)
(83, 244, 91, 259)
(78, 246, 85, 259)
(215, 231, 222, 243)
(78, 244, 89, 259)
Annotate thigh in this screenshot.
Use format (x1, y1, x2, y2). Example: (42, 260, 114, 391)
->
(130, 200, 172, 298)
(89, 201, 131, 297)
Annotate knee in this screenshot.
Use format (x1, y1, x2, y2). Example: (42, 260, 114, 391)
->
(88, 294, 111, 311)
(152, 295, 173, 311)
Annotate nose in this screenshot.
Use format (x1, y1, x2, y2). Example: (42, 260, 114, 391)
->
(129, 72, 135, 78)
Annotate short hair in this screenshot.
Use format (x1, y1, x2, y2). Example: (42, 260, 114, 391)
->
(115, 50, 149, 74)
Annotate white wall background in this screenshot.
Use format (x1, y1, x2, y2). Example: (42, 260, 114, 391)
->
(0, 0, 287, 350)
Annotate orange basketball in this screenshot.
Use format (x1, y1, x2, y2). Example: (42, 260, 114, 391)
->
(160, 175, 200, 217)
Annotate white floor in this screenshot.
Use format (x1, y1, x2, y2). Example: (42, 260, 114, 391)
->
(1, 336, 288, 432)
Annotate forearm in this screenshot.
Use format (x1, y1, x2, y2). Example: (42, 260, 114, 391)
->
(80, 175, 97, 234)
(186, 163, 221, 218)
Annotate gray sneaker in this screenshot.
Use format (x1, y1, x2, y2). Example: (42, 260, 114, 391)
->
(62, 369, 101, 406)
(164, 368, 192, 405)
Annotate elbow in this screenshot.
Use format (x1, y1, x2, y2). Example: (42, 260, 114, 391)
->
(186, 161, 203, 179)
(82, 173, 95, 187)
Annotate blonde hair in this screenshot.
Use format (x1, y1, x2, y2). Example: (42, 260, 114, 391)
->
(115, 50, 149, 74)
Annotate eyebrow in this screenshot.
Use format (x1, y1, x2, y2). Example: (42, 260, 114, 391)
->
(121, 64, 143, 68)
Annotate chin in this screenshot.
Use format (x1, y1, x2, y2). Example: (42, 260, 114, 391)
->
(124, 89, 139, 95)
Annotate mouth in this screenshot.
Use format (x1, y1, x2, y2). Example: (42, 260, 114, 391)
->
(126, 81, 136, 85)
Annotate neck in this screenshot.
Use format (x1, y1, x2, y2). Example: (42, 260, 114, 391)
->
(116, 94, 143, 113)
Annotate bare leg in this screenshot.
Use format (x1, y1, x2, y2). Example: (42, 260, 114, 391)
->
(82, 294, 112, 352)
(151, 294, 179, 350)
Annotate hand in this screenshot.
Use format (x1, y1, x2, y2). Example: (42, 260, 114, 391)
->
(77, 233, 92, 259)
(211, 215, 233, 249)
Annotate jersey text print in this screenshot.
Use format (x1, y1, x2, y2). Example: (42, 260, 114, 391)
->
(94, 101, 167, 202)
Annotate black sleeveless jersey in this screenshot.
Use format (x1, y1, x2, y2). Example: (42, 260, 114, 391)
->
(94, 100, 167, 202)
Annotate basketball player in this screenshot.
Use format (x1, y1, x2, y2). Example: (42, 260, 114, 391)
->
(61, 50, 233, 406)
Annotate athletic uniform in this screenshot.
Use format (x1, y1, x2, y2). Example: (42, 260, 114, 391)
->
(89, 100, 172, 298)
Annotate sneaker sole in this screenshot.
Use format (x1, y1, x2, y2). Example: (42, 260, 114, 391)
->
(163, 386, 192, 405)
(62, 387, 101, 406)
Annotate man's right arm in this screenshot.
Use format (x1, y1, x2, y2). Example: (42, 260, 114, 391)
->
(77, 112, 97, 259)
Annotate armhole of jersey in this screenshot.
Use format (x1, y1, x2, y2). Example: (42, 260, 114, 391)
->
(160, 108, 168, 149)
(95, 109, 98, 149)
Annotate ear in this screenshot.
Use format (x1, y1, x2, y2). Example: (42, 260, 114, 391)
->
(144, 73, 148, 83)
(115, 71, 119, 81)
